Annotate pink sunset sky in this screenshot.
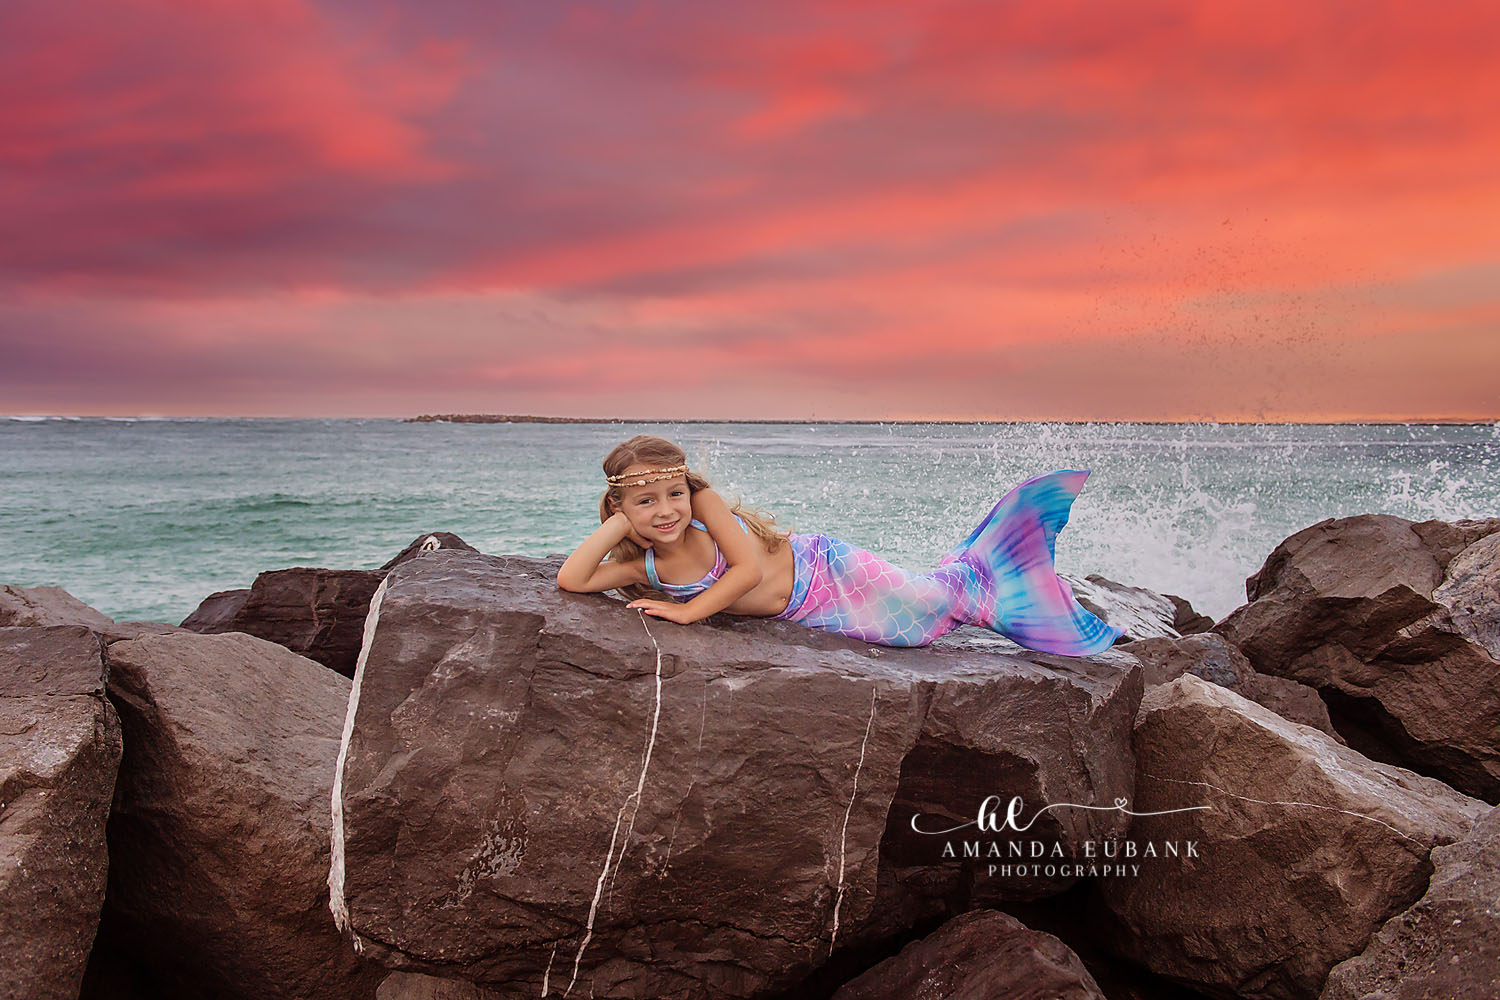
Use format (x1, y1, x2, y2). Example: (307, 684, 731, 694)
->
(2, 0, 1497, 421)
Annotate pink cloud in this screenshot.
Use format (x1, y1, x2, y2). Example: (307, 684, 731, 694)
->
(2, 0, 1497, 419)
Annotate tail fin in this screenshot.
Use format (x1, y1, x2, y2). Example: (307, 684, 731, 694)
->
(942, 469, 1125, 657)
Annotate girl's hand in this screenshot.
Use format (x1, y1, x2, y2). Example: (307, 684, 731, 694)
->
(610, 511, 653, 549)
(626, 599, 698, 624)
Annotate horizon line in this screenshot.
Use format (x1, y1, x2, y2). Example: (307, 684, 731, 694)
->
(4, 413, 1497, 426)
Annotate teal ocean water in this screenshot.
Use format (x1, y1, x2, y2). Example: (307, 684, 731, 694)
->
(2, 418, 1496, 626)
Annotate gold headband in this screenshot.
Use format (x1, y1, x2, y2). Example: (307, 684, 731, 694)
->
(606, 464, 689, 488)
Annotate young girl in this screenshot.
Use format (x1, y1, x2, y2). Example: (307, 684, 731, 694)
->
(556, 435, 1124, 657)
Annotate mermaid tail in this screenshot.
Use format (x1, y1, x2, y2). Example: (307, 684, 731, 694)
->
(939, 469, 1124, 656)
(775, 469, 1124, 656)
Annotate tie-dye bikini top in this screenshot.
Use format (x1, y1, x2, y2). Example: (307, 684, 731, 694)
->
(644, 514, 750, 598)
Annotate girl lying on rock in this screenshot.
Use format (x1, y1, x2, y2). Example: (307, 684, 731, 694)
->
(556, 434, 1124, 656)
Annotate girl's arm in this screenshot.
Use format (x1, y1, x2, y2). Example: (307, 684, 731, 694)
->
(630, 489, 762, 623)
(556, 512, 650, 593)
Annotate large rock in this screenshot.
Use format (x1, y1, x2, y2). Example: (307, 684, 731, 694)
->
(0, 584, 185, 642)
(99, 631, 383, 1000)
(1, 626, 122, 1000)
(996, 886, 1227, 1000)
(1435, 529, 1500, 661)
(177, 586, 252, 632)
(831, 908, 1105, 999)
(333, 551, 1142, 999)
(2, 586, 119, 632)
(1121, 632, 1343, 741)
(1215, 514, 1500, 802)
(1094, 673, 1488, 1000)
(181, 532, 476, 676)
(1069, 574, 1204, 643)
(183, 567, 384, 676)
(1321, 803, 1500, 999)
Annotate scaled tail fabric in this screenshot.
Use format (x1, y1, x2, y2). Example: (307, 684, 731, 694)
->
(774, 469, 1124, 656)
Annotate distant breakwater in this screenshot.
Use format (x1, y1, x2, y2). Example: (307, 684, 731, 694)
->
(403, 413, 997, 425)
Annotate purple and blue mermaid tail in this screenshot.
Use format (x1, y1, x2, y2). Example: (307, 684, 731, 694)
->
(774, 469, 1124, 656)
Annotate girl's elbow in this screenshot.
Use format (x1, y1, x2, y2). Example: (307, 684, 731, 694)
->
(556, 570, 582, 592)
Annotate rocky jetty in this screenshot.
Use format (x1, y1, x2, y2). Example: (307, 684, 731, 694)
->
(332, 550, 1141, 996)
(0, 510, 1495, 999)
(1093, 674, 1486, 1000)
(1215, 514, 1500, 802)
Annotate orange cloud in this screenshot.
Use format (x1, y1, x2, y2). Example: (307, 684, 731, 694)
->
(3, 0, 1496, 419)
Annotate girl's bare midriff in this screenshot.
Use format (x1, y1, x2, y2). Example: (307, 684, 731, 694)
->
(728, 534, 796, 616)
(652, 525, 797, 616)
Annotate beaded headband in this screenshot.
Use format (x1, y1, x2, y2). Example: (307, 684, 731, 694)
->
(605, 464, 689, 488)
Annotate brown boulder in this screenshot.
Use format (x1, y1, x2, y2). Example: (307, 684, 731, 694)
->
(1070, 574, 1189, 642)
(180, 532, 476, 676)
(1165, 593, 1215, 635)
(182, 567, 383, 676)
(1215, 514, 1500, 801)
(1, 626, 122, 1000)
(1094, 673, 1488, 1000)
(1434, 529, 1500, 661)
(1242, 673, 1344, 744)
(0, 584, 184, 642)
(1122, 632, 1245, 688)
(1121, 632, 1343, 741)
(1321, 803, 1500, 999)
(333, 551, 1141, 998)
(99, 631, 383, 1000)
(177, 587, 251, 632)
(830, 909, 1105, 999)
(1, 586, 119, 632)
(996, 885, 1233, 1000)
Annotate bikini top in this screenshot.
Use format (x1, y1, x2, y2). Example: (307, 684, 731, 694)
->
(644, 514, 750, 599)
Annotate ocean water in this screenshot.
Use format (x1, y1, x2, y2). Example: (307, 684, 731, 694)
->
(2, 418, 1496, 627)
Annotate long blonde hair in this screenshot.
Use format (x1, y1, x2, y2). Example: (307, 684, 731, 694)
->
(600, 435, 785, 601)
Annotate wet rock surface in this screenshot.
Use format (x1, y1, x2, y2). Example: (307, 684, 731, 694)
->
(1070, 574, 1201, 643)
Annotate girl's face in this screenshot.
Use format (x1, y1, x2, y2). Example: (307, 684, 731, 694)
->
(612, 466, 693, 545)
